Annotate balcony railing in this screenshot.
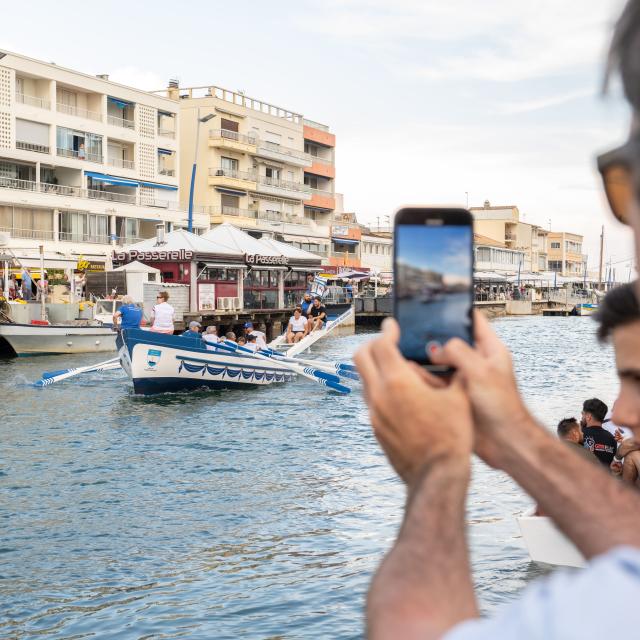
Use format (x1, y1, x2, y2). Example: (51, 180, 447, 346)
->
(57, 147, 102, 163)
(209, 167, 256, 181)
(57, 102, 102, 121)
(255, 211, 312, 225)
(158, 167, 176, 176)
(107, 157, 135, 170)
(309, 187, 334, 197)
(257, 140, 309, 162)
(16, 93, 51, 109)
(158, 128, 176, 139)
(116, 236, 143, 246)
(16, 141, 50, 154)
(257, 175, 311, 195)
(303, 118, 329, 131)
(0, 176, 180, 210)
(307, 154, 334, 165)
(0, 225, 54, 241)
(107, 115, 135, 129)
(59, 231, 110, 244)
(207, 205, 258, 218)
(209, 129, 257, 145)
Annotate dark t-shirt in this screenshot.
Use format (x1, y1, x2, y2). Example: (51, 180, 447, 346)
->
(582, 426, 617, 466)
(310, 304, 326, 319)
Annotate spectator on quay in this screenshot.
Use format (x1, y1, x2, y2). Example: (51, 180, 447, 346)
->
(557, 417, 600, 466)
(580, 398, 618, 467)
(21, 267, 32, 301)
(181, 320, 202, 339)
(150, 291, 175, 334)
(112, 295, 143, 330)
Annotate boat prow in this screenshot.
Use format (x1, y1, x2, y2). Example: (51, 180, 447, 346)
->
(517, 506, 586, 568)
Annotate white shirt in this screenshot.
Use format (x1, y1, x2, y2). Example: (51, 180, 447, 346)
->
(249, 329, 267, 349)
(203, 334, 219, 351)
(602, 410, 633, 440)
(152, 302, 175, 331)
(243, 342, 258, 352)
(288, 315, 307, 332)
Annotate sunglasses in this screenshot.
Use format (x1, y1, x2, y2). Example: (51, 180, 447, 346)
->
(596, 138, 640, 225)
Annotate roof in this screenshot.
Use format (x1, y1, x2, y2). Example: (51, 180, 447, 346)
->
(203, 224, 281, 256)
(122, 229, 240, 256)
(113, 260, 161, 273)
(258, 237, 322, 262)
(474, 233, 507, 248)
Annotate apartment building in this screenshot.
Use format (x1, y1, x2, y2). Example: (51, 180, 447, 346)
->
(165, 83, 336, 262)
(0, 50, 206, 270)
(470, 201, 548, 273)
(474, 233, 526, 275)
(360, 230, 393, 275)
(547, 231, 587, 276)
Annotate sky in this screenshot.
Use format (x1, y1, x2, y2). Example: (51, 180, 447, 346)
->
(1, 0, 636, 277)
(397, 225, 472, 281)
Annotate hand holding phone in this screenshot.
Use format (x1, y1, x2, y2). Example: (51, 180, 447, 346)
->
(393, 207, 474, 372)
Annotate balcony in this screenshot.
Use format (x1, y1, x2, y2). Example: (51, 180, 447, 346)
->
(107, 115, 135, 130)
(57, 103, 102, 122)
(303, 123, 335, 148)
(158, 167, 176, 177)
(256, 211, 312, 226)
(158, 128, 176, 139)
(209, 128, 257, 153)
(16, 141, 50, 154)
(255, 175, 311, 200)
(307, 188, 335, 210)
(107, 157, 135, 170)
(0, 225, 54, 241)
(207, 205, 258, 219)
(254, 140, 312, 167)
(208, 167, 257, 191)
(57, 147, 102, 164)
(16, 93, 51, 110)
(59, 231, 110, 244)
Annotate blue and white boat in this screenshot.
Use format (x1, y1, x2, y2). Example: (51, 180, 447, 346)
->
(117, 329, 296, 395)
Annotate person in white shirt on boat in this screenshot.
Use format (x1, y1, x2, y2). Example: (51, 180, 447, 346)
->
(203, 326, 220, 350)
(287, 307, 309, 344)
(244, 333, 258, 352)
(243, 322, 267, 349)
(354, 4, 640, 637)
(150, 291, 175, 334)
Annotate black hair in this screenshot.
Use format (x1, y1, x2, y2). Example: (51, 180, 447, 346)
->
(557, 417, 579, 438)
(606, 0, 640, 110)
(596, 281, 640, 341)
(582, 398, 609, 423)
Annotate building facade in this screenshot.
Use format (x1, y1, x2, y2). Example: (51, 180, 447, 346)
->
(360, 230, 393, 275)
(0, 50, 207, 271)
(474, 233, 526, 275)
(547, 231, 587, 276)
(164, 84, 337, 262)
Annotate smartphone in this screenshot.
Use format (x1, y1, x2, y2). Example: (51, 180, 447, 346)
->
(393, 207, 474, 371)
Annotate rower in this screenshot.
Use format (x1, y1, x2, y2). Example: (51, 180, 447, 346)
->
(113, 295, 143, 330)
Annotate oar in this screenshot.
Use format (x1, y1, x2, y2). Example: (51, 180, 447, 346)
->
(258, 348, 360, 381)
(35, 357, 121, 387)
(213, 341, 351, 394)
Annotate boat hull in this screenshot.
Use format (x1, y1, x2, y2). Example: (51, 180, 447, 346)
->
(118, 329, 296, 395)
(575, 303, 598, 316)
(0, 323, 117, 356)
(517, 506, 586, 568)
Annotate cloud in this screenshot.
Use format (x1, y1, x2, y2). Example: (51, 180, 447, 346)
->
(496, 89, 595, 115)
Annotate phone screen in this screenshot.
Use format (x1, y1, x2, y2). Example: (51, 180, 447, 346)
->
(395, 222, 473, 365)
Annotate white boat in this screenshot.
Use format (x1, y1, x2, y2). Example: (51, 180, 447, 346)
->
(575, 303, 598, 316)
(0, 322, 117, 356)
(92, 299, 123, 328)
(517, 506, 586, 568)
(117, 328, 295, 395)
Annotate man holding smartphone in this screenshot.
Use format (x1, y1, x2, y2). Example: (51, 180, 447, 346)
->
(355, 2, 640, 638)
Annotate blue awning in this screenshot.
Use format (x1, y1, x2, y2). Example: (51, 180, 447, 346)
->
(215, 187, 247, 196)
(139, 181, 178, 191)
(157, 148, 173, 155)
(85, 171, 139, 187)
(108, 96, 133, 109)
(332, 237, 359, 245)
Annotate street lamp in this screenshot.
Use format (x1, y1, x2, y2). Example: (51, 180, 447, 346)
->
(187, 112, 216, 233)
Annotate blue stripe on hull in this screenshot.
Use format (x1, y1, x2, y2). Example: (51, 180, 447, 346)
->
(132, 376, 260, 395)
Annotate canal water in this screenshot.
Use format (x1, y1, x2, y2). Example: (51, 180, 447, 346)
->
(1, 316, 619, 639)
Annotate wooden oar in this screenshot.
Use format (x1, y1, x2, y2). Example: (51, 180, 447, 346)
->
(213, 341, 351, 394)
(35, 357, 121, 387)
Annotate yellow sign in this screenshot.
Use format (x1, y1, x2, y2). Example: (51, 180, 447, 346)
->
(76, 256, 105, 272)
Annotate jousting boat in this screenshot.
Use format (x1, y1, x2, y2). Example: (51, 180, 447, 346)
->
(118, 328, 296, 395)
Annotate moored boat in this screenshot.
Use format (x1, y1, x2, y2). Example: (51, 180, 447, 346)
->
(574, 303, 598, 316)
(517, 506, 586, 568)
(118, 328, 296, 395)
(0, 322, 117, 356)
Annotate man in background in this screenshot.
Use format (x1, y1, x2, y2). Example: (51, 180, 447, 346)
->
(581, 398, 617, 467)
(557, 417, 600, 466)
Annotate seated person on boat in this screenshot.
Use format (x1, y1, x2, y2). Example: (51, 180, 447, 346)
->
(112, 295, 143, 330)
(244, 333, 258, 352)
(287, 307, 309, 344)
(224, 331, 237, 343)
(182, 320, 202, 340)
(243, 322, 267, 349)
(237, 336, 247, 347)
(309, 297, 327, 331)
(150, 291, 175, 334)
(301, 292, 314, 316)
(203, 326, 220, 349)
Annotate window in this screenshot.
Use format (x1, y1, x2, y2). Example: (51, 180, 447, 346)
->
(476, 247, 491, 263)
(57, 88, 77, 108)
(16, 119, 49, 147)
(550, 242, 561, 249)
(15, 77, 24, 95)
(548, 260, 562, 272)
(304, 175, 318, 189)
(221, 194, 240, 213)
(56, 127, 102, 162)
(220, 118, 239, 133)
(59, 211, 108, 242)
(305, 142, 319, 157)
(265, 167, 280, 180)
(221, 156, 238, 173)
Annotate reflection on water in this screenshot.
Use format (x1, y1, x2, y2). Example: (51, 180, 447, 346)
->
(0, 316, 619, 638)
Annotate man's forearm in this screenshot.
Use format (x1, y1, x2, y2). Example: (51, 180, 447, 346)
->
(499, 417, 640, 558)
(368, 460, 478, 640)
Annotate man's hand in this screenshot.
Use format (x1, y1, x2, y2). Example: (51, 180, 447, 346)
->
(354, 318, 473, 488)
(430, 310, 536, 470)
